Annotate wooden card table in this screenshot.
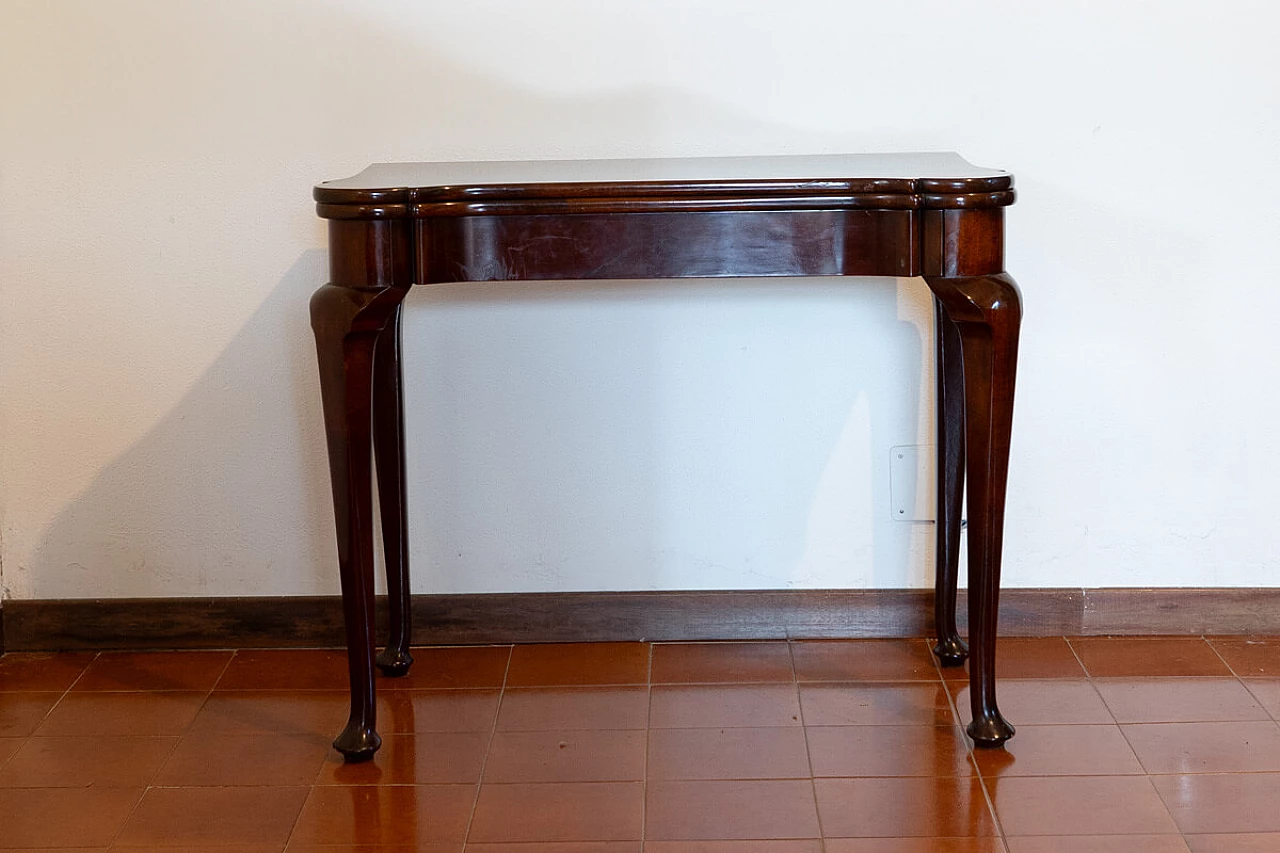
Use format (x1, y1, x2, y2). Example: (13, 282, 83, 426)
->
(312, 153, 1022, 761)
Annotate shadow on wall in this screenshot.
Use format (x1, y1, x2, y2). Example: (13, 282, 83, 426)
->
(20, 0, 934, 601)
(25, 278, 928, 600)
(403, 276, 926, 593)
(26, 251, 338, 598)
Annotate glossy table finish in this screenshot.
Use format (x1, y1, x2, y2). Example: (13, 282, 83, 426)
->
(311, 153, 1023, 760)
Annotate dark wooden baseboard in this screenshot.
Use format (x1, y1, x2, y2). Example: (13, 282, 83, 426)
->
(4, 587, 1280, 651)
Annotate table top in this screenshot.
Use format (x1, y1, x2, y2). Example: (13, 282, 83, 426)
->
(315, 152, 1012, 205)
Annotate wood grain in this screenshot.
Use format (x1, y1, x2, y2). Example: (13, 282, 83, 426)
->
(4, 588, 1276, 651)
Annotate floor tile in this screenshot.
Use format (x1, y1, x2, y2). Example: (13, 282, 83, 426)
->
(951, 679, 1111, 726)
(497, 686, 648, 731)
(1244, 679, 1280, 719)
(651, 684, 802, 728)
(989, 775, 1178, 836)
(290, 784, 477, 844)
(792, 640, 938, 682)
(0, 736, 21, 767)
(1185, 834, 1280, 852)
(112, 846, 285, 853)
(826, 841, 1008, 853)
(317, 732, 489, 785)
(814, 777, 996, 838)
(34, 691, 206, 736)
(972, 724, 1143, 777)
(0, 786, 142, 846)
(377, 689, 501, 733)
(115, 785, 308, 846)
(1208, 638, 1280, 677)
(18, 640, 1280, 850)
(0, 848, 109, 853)
(505, 643, 649, 687)
(0, 734, 176, 787)
(466, 844, 639, 853)
(153, 731, 330, 786)
(1068, 638, 1231, 677)
(0, 651, 96, 691)
(215, 648, 349, 690)
(288, 840, 458, 845)
(648, 727, 810, 780)
(483, 729, 645, 782)
(1153, 773, 1280, 834)
(469, 781, 643, 842)
(0, 691, 61, 737)
(1095, 678, 1269, 723)
(72, 649, 232, 691)
(1005, 837, 1190, 852)
(1123, 721, 1280, 773)
(652, 643, 794, 684)
(125, 846, 287, 853)
(942, 638, 1086, 680)
(379, 645, 511, 689)
(186, 689, 348, 736)
(807, 725, 973, 777)
(646, 843, 823, 852)
(801, 682, 956, 727)
(646, 779, 820, 840)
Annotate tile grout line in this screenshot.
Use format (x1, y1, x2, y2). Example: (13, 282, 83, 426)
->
(0, 651, 95, 773)
(1110, 706, 1157, 778)
(101, 783, 150, 852)
(936, 636, 1010, 848)
(1204, 633, 1267, 695)
(1062, 634, 1138, 732)
(1061, 635, 1092, 678)
(21, 640, 1280, 849)
(1202, 634, 1240, 676)
(1073, 636, 1196, 842)
(183, 648, 238, 769)
(62, 649, 100, 692)
(1086, 670, 1160, 791)
(1059, 632, 1158, 782)
(926, 635, 964, 727)
(33, 649, 101, 732)
(263, 647, 324, 853)
(1204, 636, 1280, 725)
(641, 640, 653, 850)
(460, 643, 512, 847)
(0, 651, 107, 834)
(1065, 634, 1124, 729)
(1247, 684, 1280, 725)
(209, 646, 239, 690)
(99, 652, 196, 852)
(789, 638, 828, 852)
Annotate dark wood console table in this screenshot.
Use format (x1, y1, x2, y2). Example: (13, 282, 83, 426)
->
(312, 153, 1022, 761)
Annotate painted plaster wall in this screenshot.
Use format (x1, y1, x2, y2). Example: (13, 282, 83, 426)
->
(1, 1, 1277, 599)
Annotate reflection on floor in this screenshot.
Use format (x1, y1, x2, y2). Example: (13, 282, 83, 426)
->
(2, 636, 1280, 851)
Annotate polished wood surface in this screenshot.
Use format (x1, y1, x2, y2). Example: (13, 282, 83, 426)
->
(311, 153, 1022, 760)
(18, 588, 1280, 651)
(314, 152, 1011, 197)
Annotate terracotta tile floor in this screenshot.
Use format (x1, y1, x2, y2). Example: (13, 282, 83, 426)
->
(2, 636, 1280, 851)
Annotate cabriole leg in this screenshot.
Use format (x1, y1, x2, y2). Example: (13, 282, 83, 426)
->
(933, 295, 968, 667)
(924, 273, 1022, 748)
(312, 282, 407, 761)
(373, 303, 413, 676)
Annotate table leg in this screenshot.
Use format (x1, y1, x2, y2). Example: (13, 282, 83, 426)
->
(924, 272, 1021, 748)
(373, 303, 414, 676)
(932, 296, 968, 667)
(311, 282, 409, 762)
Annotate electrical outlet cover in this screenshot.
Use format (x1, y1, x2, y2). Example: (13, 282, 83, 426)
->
(889, 444, 936, 522)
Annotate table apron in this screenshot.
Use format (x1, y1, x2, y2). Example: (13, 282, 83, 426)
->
(415, 208, 920, 283)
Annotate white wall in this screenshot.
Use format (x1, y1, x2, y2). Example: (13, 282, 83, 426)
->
(2, 0, 1278, 600)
